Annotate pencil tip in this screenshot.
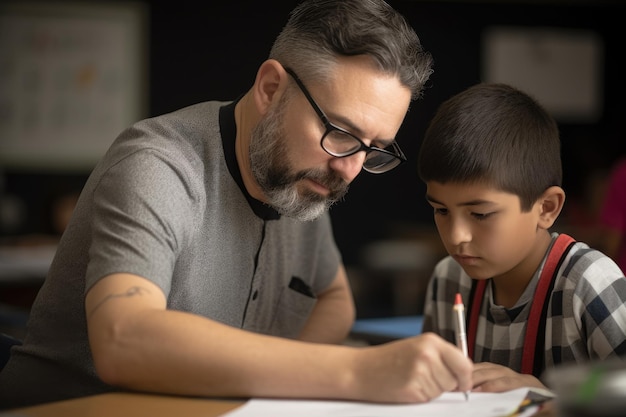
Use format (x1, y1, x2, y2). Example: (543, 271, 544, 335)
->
(455, 293, 463, 305)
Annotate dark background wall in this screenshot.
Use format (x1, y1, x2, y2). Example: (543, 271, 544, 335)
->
(2, 0, 625, 267)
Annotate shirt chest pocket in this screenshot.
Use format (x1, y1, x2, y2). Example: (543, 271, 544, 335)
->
(268, 277, 317, 338)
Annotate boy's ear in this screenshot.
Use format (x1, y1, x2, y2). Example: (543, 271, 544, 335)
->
(537, 186, 565, 230)
(252, 59, 288, 116)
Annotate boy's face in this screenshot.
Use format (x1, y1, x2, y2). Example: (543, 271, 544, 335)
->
(425, 181, 546, 281)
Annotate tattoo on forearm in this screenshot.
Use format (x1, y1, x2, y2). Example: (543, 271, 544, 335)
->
(89, 286, 150, 317)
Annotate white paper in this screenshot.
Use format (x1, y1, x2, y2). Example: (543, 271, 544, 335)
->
(222, 388, 530, 417)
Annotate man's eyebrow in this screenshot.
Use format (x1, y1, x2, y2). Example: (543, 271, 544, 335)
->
(326, 110, 395, 146)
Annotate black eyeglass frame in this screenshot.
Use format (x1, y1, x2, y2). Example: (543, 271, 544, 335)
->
(283, 67, 407, 174)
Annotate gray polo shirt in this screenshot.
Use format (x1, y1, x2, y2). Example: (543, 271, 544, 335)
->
(0, 100, 341, 408)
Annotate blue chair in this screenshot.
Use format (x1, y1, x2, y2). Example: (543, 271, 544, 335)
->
(0, 332, 22, 371)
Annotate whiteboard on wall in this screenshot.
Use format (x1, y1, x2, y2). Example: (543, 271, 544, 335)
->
(0, 1, 149, 171)
(482, 26, 603, 124)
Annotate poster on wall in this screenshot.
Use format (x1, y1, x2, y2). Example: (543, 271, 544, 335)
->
(482, 26, 603, 124)
(0, 2, 148, 171)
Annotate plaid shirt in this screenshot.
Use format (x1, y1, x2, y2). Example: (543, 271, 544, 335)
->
(423, 233, 626, 381)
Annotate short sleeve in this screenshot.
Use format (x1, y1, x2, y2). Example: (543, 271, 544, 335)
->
(86, 149, 201, 294)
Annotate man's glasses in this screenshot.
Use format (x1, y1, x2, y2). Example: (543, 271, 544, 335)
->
(284, 67, 406, 174)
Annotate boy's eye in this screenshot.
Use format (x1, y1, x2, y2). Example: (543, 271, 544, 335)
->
(472, 212, 493, 220)
(433, 207, 448, 215)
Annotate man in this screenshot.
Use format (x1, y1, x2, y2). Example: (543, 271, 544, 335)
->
(0, 0, 472, 408)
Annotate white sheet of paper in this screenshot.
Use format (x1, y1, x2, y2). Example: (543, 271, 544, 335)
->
(222, 388, 530, 417)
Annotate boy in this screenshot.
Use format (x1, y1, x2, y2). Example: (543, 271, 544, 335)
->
(418, 82, 626, 393)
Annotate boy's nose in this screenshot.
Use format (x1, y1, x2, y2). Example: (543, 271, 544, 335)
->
(448, 219, 472, 246)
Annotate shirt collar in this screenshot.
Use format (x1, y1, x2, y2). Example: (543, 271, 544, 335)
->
(219, 99, 280, 221)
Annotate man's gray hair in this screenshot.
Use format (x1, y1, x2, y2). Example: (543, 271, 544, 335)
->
(269, 0, 433, 100)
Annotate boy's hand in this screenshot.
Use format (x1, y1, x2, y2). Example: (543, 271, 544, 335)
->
(471, 362, 547, 392)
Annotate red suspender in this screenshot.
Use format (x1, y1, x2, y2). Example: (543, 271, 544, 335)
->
(467, 279, 485, 360)
(467, 234, 576, 375)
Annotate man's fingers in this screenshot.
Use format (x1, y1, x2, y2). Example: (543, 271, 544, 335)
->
(441, 340, 473, 392)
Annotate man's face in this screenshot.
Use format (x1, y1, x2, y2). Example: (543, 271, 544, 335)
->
(249, 91, 348, 221)
(250, 57, 411, 221)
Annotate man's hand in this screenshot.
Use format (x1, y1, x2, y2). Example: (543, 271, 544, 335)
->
(351, 332, 473, 403)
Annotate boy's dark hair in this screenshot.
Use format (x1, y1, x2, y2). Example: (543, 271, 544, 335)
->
(417, 82, 562, 211)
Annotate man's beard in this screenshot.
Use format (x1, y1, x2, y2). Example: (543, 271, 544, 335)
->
(249, 96, 349, 222)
